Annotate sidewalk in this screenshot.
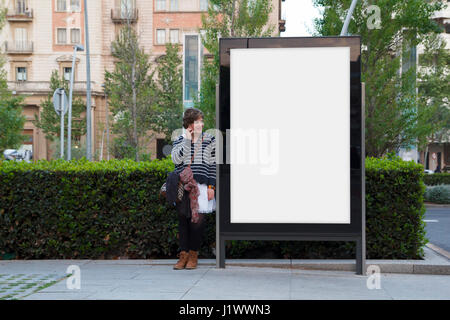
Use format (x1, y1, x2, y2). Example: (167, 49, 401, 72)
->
(0, 246, 449, 300)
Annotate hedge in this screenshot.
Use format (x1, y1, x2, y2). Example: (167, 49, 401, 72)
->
(0, 154, 428, 260)
(0, 157, 179, 259)
(423, 173, 450, 186)
(424, 184, 450, 204)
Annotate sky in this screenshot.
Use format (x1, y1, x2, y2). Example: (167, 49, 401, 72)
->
(280, 0, 323, 37)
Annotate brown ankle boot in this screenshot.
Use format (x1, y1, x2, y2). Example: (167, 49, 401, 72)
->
(185, 250, 198, 269)
(173, 251, 189, 270)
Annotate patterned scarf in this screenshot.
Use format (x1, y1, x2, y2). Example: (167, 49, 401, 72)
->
(179, 167, 200, 223)
(178, 133, 203, 223)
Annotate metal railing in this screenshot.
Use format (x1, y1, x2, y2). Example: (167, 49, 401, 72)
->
(111, 7, 138, 23)
(4, 41, 33, 53)
(6, 8, 33, 19)
(8, 81, 98, 94)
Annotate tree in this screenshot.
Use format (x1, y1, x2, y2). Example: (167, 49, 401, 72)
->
(417, 32, 450, 161)
(153, 42, 183, 143)
(33, 70, 87, 146)
(313, 0, 446, 158)
(0, 92, 26, 155)
(0, 6, 27, 155)
(104, 24, 158, 162)
(196, 0, 276, 130)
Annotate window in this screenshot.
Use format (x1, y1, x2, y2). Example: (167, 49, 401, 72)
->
(15, 28, 27, 50)
(156, 29, 166, 44)
(64, 67, 72, 81)
(16, 67, 27, 81)
(156, 0, 166, 11)
(71, 28, 81, 44)
(170, 0, 178, 11)
(57, 0, 67, 11)
(170, 29, 179, 43)
(120, 0, 134, 18)
(57, 28, 67, 44)
(16, 0, 27, 14)
(70, 0, 80, 11)
(200, 0, 208, 11)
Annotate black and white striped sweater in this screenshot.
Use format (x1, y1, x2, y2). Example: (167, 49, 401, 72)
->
(171, 132, 216, 187)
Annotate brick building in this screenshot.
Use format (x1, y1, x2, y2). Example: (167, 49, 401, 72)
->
(0, 0, 284, 161)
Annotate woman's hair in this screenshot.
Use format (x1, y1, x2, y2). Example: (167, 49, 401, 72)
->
(183, 108, 204, 129)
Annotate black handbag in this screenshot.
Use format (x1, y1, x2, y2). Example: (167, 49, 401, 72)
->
(159, 174, 184, 204)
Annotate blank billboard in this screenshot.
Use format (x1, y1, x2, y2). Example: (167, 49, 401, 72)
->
(230, 46, 350, 224)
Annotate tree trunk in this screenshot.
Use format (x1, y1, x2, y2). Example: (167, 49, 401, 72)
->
(230, 0, 237, 37)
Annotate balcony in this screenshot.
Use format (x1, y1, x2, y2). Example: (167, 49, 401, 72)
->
(4, 41, 33, 54)
(111, 8, 138, 23)
(6, 8, 33, 22)
(8, 81, 97, 95)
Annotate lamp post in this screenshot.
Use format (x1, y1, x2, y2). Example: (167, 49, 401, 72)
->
(101, 83, 110, 161)
(84, 0, 92, 161)
(68, 44, 84, 161)
(340, 0, 359, 36)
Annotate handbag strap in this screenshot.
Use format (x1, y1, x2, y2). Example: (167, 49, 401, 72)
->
(187, 133, 204, 168)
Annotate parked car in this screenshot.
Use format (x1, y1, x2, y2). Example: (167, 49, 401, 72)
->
(424, 169, 434, 174)
(3, 149, 33, 163)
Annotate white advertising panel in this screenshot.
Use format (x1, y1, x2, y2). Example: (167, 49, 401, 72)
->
(230, 47, 351, 224)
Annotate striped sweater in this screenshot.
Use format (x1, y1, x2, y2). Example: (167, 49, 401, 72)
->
(171, 132, 216, 187)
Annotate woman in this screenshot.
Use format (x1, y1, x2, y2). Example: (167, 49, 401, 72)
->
(171, 108, 216, 270)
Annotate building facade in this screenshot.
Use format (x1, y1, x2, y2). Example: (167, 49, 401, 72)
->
(0, 0, 283, 161)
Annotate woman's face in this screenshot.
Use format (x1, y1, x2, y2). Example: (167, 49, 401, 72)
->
(190, 116, 204, 134)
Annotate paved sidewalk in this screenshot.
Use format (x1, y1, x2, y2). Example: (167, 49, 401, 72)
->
(0, 247, 449, 300)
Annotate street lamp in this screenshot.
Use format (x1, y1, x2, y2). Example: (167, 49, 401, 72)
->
(340, 0, 359, 36)
(84, 0, 93, 161)
(67, 44, 84, 161)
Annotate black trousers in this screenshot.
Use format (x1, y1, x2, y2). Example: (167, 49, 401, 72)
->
(176, 189, 206, 252)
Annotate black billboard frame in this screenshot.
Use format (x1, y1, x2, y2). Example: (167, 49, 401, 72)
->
(216, 36, 365, 275)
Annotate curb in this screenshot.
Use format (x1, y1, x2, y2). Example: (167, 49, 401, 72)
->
(426, 243, 450, 260)
(221, 262, 450, 275)
(424, 203, 450, 207)
(144, 260, 450, 275)
(188, 246, 450, 275)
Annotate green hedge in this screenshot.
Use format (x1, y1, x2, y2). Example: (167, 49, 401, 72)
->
(0, 154, 428, 260)
(0, 157, 179, 259)
(423, 173, 450, 186)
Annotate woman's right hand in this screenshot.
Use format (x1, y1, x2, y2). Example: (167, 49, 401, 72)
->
(185, 128, 193, 140)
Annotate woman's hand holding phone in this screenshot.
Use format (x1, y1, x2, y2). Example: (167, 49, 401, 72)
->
(185, 127, 193, 140)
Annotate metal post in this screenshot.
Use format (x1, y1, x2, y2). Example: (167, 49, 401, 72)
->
(84, 0, 92, 161)
(67, 45, 84, 160)
(215, 82, 222, 268)
(60, 92, 64, 160)
(361, 82, 366, 275)
(340, 0, 359, 36)
(105, 89, 110, 160)
(68, 47, 76, 160)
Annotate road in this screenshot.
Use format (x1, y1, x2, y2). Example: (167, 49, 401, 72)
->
(424, 205, 450, 253)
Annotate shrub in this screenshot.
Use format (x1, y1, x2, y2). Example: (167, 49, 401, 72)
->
(0, 157, 178, 259)
(424, 184, 450, 204)
(423, 173, 450, 186)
